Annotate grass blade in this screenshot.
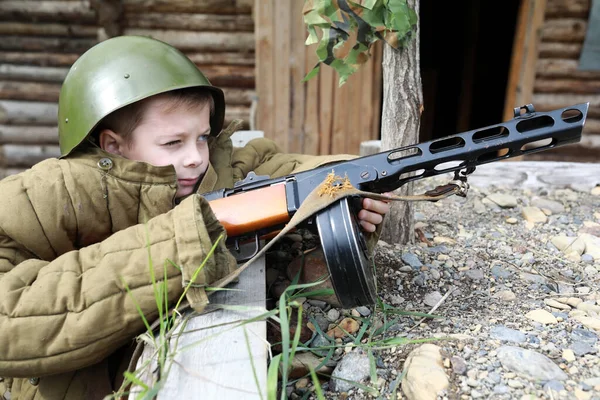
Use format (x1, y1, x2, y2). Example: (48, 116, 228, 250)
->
(267, 354, 282, 400)
(244, 326, 265, 400)
(309, 367, 326, 400)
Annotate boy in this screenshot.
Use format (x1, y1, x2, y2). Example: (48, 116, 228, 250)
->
(0, 36, 389, 399)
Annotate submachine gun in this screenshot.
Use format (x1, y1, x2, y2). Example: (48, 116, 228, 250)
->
(203, 103, 589, 308)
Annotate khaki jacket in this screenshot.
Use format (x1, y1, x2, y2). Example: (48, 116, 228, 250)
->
(0, 122, 353, 400)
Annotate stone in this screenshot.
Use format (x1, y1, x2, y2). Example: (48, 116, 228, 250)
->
(286, 248, 340, 306)
(496, 346, 568, 381)
(531, 197, 565, 214)
(578, 302, 600, 313)
(544, 298, 571, 310)
(402, 252, 423, 269)
(402, 344, 449, 400)
(525, 309, 558, 324)
(487, 193, 518, 208)
(572, 315, 600, 331)
(330, 349, 371, 392)
(522, 207, 548, 223)
(433, 236, 457, 245)
(490, 325, 527, 343)
(561, 349, 575, 362)
(495, 290, 516, 302)
(567, 297, 583, 308)
(327, 317, 360, 338)
(289, 352, 333, 379)
(551, 235, 586, 256)
(423, 291, 443, 308)
(581, 233, 600, 259)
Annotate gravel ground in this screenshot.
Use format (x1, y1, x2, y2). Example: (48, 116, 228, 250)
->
(268, 163, 600, 400)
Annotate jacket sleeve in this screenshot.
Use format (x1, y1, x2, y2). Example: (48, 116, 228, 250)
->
(231, 137, 357, 181)
(0, 189, 235, 378)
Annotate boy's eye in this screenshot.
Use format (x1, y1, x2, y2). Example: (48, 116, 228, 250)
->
(163, 140, 181, 146)
(198, 135, 209, 143)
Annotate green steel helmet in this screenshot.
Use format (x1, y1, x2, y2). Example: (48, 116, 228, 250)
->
(58, 35, 225, 157)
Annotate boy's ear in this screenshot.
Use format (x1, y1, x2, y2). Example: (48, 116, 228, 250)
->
(98, 129, 125, 155)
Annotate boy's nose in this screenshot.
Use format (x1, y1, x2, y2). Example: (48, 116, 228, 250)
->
(183, 144, 203, 167)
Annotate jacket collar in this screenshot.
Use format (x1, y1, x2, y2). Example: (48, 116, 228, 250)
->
(70, 146, 178, 184)
(69, 146, 223, 195)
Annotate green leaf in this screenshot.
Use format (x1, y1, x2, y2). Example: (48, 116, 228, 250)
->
(357, 0, 380, 10)
(303, 0, 417, 85)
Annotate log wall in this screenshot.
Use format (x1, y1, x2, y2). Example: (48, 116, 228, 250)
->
(531, 0, 600, 161)
(0, 0, 255, 178)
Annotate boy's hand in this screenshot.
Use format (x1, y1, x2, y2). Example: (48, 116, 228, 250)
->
(357, 193, 392, 233)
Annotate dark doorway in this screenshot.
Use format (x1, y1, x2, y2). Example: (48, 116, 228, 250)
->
(419, 0, 521, 142)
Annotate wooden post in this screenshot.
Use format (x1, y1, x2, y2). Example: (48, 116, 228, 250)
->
(503, 0, 548, 121)
(380, 0, 421, 246)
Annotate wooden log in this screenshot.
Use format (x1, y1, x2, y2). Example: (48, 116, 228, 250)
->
(0, 79, 252, 106)
(0, 144, 61, 167)
(201, 65, 255, 89)
(536, 59, 600, 79)
(541, 19, 588, 43)
(0, 36, 96, 53)
(0, 81, 62, 102)
(0, 100, 58, 126)
(0, 64, 68, 82)
(0, 1, 96, 23)
(0, 125, 58, 144)
(0, 101, 249, 128)
(534, 78, 600, 94)
(538, 42, 582, 59)
(0, 22, 97, 37)
(222, 88, 255, 106)
(224, 105, 250, 127)
(0, 167, 26, 179)
(124, 12, 254, 31)
(582, 118, 600, 135)
(185, 51, 254, 66)
(90, 0, 123, 38)
(122, 29, 254, 52)
(531, 93, 600, 118)
(122, 0, 252, 14)
(546, 0, 590, 19)
(0, 52, 79, 67)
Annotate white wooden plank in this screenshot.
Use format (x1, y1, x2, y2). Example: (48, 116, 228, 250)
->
(158, 260, 267, 399)
(130, 257, 267, 399)
(231, 130, 264, 147)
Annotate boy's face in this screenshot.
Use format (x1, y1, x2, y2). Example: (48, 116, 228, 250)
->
(101, 95, 211, 199)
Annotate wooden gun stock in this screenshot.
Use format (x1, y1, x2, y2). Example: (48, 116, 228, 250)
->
(208, 184, 290, 237)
